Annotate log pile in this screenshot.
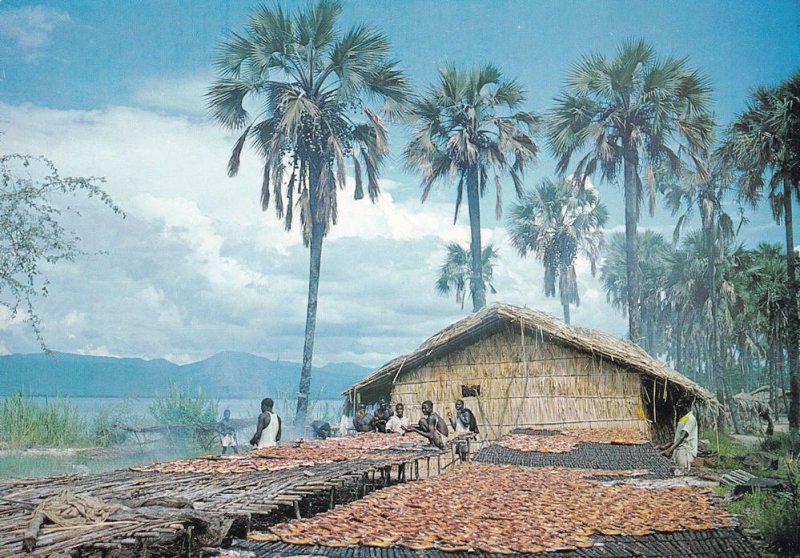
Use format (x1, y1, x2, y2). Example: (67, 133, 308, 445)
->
(248, 463, 734, 555)
(0, 440, 442, 557)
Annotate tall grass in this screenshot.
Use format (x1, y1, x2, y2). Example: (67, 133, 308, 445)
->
(0, 393, 89, 448)
(149, 382, 218, 447)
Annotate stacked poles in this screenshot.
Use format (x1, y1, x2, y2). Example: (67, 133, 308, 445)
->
(0, 448, 447, 557)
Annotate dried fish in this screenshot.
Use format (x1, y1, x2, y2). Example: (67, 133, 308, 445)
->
(250, 463, 733, 554)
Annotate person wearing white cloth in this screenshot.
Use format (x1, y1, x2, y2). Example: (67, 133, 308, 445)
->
(250, 397, 281, 448)
(660, 397, 698, 474)
(386, 403, 410, 434)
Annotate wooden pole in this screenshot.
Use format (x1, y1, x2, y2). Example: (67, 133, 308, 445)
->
(22, 512, 45, 552)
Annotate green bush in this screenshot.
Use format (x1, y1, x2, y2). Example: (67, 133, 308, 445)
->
(729, 462, 800, 556)
(149, 382, 218, 447)
(0, 393, 88, 448)
(761, 433, 800, 456)
(92, 406, 128, 447)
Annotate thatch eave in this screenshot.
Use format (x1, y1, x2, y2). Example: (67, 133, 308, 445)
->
(344, 303, 719, 409)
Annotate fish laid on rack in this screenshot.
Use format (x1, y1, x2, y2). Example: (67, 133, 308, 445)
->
(249, 462, 733, 555)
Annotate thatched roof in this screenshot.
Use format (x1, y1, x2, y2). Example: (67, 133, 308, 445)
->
(345, 303, 718, 407)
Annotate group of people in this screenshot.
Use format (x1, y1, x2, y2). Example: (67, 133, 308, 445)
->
(219, 394, 698, 475)
(353, 398, 479, 458)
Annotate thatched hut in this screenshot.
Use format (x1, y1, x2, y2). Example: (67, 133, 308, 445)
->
(344, 303, 719, 442)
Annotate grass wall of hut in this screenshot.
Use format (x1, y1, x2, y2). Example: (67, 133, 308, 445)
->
(390, 326, 650, 441)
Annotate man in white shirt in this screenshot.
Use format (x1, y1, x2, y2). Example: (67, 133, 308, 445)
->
(250, 398, 282, 448)
(660, 397, 698, 474)
(385, 403, 410, 434)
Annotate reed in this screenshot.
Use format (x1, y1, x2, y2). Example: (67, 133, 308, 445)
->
(0, 393, 89, 448)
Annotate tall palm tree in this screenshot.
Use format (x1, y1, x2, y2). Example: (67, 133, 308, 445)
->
(435, 243, 498, 310)
(405, 64, 540, 312)
(601, 230, 672, 356)
(547, 39, 713, 346)
(719, 70, 800, 431)
(744, 244, 791, 414)
(507, 177, 607, 324)
(206, 1, 410, 428)
(660, 155, 736, 402)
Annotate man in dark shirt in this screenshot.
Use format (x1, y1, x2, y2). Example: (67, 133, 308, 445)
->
(371, 399, 394, 433)
(353, 403, 374, 432)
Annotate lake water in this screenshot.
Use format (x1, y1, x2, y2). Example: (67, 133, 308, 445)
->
(3, 396, 344, 425)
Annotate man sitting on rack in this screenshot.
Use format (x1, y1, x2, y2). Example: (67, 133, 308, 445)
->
(403, 400, 449, 449)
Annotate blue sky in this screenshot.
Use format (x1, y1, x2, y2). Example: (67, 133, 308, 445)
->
(0, 0, 798, 367)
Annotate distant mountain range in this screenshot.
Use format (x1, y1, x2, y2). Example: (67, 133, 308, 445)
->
(0, 351, 372, 399)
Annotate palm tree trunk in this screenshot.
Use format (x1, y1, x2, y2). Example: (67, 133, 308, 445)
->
(295, 160, 325, 431)
(466, 167, 486, 312)
(562, 302, 570, 325)
(768, 338, 776, 415)
(705, 222, 722, 402)
(783, 177, 800, 432)
(295, 226, 322, 431)
(294, 227, 322, 436)
(622, 144, 642, 345)
(675, 316, 683, 375)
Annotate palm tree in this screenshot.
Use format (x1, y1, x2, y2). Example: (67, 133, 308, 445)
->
(435, 243, 498, 310)
(660, 155, 736, 403)
(547, 39, 713, 346)
(744, 244, 791, 414)
(719, 69, 800, 431)
(600, 230, 672, 356)
(507, 177, 607, 324)
(206, 1, 410, 428)
(405, 64, 540, 312)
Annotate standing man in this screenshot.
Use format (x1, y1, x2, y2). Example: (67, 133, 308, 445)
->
(386, 403, 410, 434)
(403, 400, 449, 449)
(250, 398, 282, 448)
(372, 399, 394, 433)
(660, 397, 698, 474)
(218, 409, 238, 455)
(447, 399, 479, 461)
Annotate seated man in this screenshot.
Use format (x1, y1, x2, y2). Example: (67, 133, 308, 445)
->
(385, 403, 410, 434)
(353, 403, 374, 433)
(371, 399, 394, 433)
(403, 400, 449, 449)
(447, 399, 479, 461)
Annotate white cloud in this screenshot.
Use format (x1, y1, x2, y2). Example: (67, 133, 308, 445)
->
(0, 100, 628, 367)
(0, 6, 71, 54)
(129, 74, 212, 118)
